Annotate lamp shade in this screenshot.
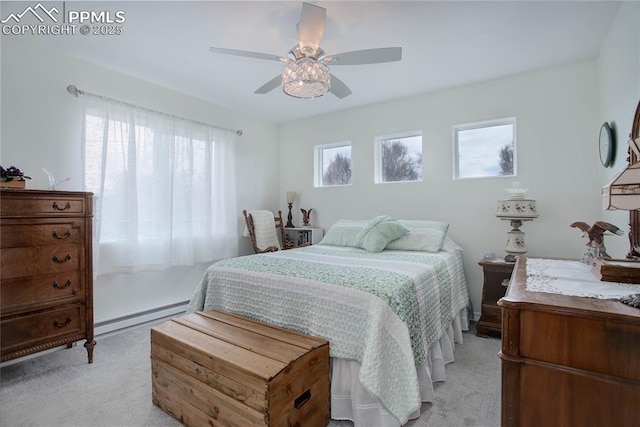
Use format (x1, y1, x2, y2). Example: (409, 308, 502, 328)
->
(602, 162, 640, 210)
(496, 182, 538, 219)
(282, 57, 330, 99)
(286, 191, 297, 204)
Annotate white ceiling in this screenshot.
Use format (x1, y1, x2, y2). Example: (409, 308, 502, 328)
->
(10, 1, 621, 124)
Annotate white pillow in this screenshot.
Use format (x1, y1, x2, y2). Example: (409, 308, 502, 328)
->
(384, 220, 449, 252)
(318, 220, 369, 247)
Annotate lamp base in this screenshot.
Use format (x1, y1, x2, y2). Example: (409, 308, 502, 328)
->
(504, 220, 528, 262)
(285, 203, 294, 228)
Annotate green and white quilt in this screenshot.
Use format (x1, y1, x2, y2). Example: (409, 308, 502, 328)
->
(187, 244, 469, 424)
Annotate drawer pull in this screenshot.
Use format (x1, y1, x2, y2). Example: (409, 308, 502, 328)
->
(52, 230, 72, 240)
(52, 254, 72, 263)
(53, 317, 72, 328)
(53, 279, 72, 289)
(52, 202, 71, 211)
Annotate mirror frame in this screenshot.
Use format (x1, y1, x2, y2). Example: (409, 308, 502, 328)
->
(627, 100, 640, 259)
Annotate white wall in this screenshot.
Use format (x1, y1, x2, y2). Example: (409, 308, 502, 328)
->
(279, 61, 602, 318)
(279, 2, 640, 319)
(2, 2, 638, 326)
(0, 38, 280, 324)
(597, 1, 640, 258)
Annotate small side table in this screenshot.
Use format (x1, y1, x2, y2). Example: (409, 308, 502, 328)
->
(283, 227, 324, 249)
(476, 258, 515, 337)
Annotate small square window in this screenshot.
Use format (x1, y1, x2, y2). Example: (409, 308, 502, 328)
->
(374, 132, 422, 184)
(454, 118, 516, 180)
(314, 142, 352, 187)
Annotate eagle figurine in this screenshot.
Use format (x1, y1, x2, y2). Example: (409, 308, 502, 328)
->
(301, 208, 313, 227)
(570, 221, 623, 245)
(570, 221, 623, 260)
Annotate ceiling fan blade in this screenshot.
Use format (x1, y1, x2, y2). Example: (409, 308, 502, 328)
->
(323, 47, 402, 66)
(298, 2, 326, 57)
(329, 74, 352, 99)
(209, 47, 289, 63)
(254, 75, 283, 94)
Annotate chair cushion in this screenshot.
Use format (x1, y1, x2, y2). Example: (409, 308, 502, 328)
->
(248, 210, 281, 251)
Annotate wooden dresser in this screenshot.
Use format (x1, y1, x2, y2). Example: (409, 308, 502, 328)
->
(498, 257, 640, 427)
(0, 189, 95, 363)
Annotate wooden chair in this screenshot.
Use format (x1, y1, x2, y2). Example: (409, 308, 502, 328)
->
(242, 210, 286, 254)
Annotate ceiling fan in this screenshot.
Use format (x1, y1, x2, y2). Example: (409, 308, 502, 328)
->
(209, 2, 402, 99)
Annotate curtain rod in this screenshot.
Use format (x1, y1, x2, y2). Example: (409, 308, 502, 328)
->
(66, 85, 243, 136)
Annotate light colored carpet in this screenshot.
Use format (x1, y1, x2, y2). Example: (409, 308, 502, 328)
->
(0, 321, 501, 427)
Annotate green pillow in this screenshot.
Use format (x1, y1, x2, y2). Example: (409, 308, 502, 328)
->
(357, 215, 409, 253)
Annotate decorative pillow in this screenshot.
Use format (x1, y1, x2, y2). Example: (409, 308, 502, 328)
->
(384, 219, 450, 252)
(317, 220, 369, 247)
(356, 215, 409, 253)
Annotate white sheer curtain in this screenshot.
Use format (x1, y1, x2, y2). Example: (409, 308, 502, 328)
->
(82, 97, 237, 276)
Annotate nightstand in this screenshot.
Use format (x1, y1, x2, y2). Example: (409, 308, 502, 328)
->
(476, 258, 515, 337)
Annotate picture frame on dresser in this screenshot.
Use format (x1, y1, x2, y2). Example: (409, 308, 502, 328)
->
(0, 189, 95, 364)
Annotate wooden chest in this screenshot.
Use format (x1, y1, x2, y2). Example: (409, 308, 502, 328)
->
(0, 189, 95, 363)
(151, 310, 330, 427)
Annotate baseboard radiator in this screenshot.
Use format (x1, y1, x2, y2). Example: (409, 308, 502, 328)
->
(94, 301, 189, 337)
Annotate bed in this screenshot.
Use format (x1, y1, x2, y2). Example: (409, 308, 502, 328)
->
(187, 217, 470, 427)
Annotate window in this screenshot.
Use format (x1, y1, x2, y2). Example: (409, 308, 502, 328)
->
(83, 97, 238, 276)
(374, 132, 422, 183)
(454, 118, 516, 180)
(314, 142, 352, 187)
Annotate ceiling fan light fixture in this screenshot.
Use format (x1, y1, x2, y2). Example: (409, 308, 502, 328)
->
(282, 57, 330, 99)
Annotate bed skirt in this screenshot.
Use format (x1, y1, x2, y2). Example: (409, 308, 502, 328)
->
(330, 308, 469, 427)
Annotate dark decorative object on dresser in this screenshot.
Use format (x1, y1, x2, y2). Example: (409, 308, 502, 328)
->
(476, 258, 515, 337)
(0, 189, 95, 363)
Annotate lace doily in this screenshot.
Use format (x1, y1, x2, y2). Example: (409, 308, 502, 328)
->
(526, 258, 640, 299)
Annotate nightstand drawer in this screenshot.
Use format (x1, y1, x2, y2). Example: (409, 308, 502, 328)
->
(480, 303, 502, 325)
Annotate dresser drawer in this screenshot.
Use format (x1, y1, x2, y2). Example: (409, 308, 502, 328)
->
(1, 305, 86, 355)
(1, 244, 83, 279)
(0, 194, 87, 217)
(1, 221, 83, 248)
(1, 271, 84, 314)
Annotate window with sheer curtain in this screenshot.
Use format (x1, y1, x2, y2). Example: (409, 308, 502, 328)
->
(82, 97, 237, 276)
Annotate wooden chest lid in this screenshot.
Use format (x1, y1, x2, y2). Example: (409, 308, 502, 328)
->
(151, 310, 328, 382)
